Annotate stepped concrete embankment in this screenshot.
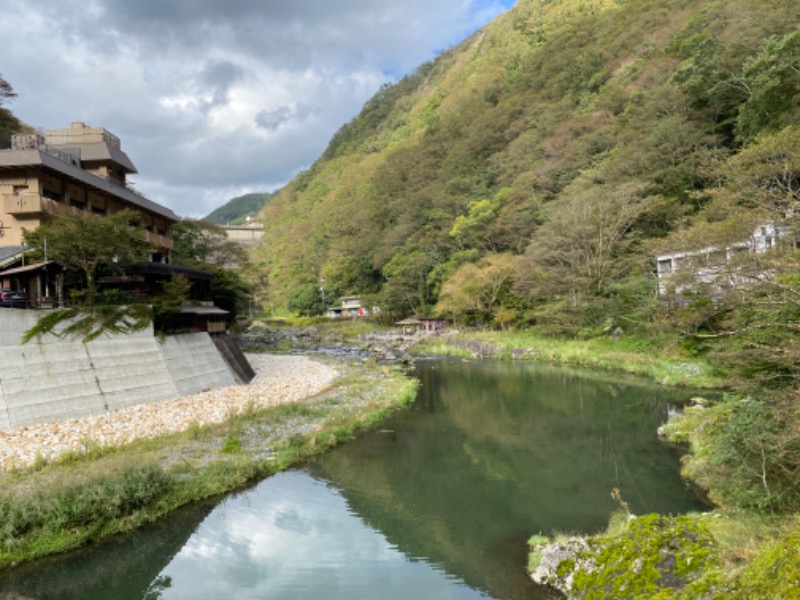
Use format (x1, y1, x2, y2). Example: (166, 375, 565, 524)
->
(0, 310, 238, 431)
(0, 354, 337, 469)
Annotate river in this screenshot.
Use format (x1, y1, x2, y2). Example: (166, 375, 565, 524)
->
(0, 358, 707, 599)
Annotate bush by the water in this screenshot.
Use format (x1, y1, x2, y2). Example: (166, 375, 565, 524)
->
(665, 392, 800, 512)
(0, 465, 174, 539)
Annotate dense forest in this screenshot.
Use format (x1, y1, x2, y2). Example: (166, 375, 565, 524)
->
(255, 0, 800, 335)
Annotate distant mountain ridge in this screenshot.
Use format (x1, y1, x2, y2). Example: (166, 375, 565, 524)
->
(205, 192, 273, 225)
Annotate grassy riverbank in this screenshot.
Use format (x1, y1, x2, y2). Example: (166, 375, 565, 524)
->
(0, 357, 417, 569)
(415, 330, 724, 388)
(417, 327, 800, 597)
(397, 326, 797, 598)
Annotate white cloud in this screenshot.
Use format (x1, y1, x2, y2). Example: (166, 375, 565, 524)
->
(0, 0, 515, 217)
(153, 471, 482, 598)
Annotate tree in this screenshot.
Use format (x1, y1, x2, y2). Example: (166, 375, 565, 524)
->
(669, 36, 748, 142)
(516, 181, 651, 306)
(727, 125, 800, 218)
(23, 209, 154, 304)
(0, 74, 24, 149)
(171, 219, 248, 268)
(737, 28, 800, 142)
(287, 282, 324, 316)
(152, 274, 191, 332)
(211, 268, 252, 322)
(449, 189, 522, 253)
(436, 253, 516, 324)
(0, 74, 16, 107)
(170, 219, 252, 322)
(20, 210, 155, 343)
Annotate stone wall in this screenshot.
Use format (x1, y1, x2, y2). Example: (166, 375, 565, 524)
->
(0, 310, 238, 430)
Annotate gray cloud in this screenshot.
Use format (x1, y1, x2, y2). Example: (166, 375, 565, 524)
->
(256, 106, 293, 132)
(0, 0, 515, 217)
(255, 103, 316, 132)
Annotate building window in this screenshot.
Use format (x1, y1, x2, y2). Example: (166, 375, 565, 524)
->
(657, 258, 673, 274)
(42, 188, 63, 201)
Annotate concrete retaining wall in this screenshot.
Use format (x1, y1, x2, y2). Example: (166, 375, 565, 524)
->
(1, 341, 108, 428)
(86, 338, 180, 412)
(0, 310, 239, 431)
(160, 333, 238, 396)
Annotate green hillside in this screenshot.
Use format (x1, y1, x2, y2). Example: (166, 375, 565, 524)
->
(205, 192, 273, 225)
(255, 0, 800, 330)
(253, 5, 800, 590)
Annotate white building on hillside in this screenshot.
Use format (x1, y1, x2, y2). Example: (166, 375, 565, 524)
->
(655, 224, 794, 297)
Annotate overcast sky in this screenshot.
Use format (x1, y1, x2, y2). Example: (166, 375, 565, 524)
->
(0, 0, 516, 218)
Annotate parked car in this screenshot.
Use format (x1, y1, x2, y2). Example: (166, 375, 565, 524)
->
(0, 289, 29, 308)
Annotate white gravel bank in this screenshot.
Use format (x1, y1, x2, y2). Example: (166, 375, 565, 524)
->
(0, 354, 337, 471)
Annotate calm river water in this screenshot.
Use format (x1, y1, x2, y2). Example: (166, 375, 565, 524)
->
(0, 358, 707, 599)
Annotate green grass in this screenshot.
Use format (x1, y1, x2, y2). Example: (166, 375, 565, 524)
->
(415, 330, 724, 388)
(0, 359, 418, 568)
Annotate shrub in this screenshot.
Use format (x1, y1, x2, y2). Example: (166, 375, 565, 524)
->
(665, 393, 800, 512)
(0, 465, 175, 539)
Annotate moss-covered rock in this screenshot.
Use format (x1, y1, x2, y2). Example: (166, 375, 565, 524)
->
(529, 535, 591, 594)
(530, 514, 720, 599)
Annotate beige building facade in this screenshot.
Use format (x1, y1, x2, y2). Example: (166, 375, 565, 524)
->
(0, 122, 177, 253)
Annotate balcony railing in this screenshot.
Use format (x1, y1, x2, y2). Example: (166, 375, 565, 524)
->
(3, 192, 48, 214)
(143, 230, 174, 250)
(2, 194, 173, 249)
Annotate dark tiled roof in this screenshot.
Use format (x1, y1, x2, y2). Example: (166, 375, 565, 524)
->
(0, 149, 177, 221)
(0, 246, 25, 263)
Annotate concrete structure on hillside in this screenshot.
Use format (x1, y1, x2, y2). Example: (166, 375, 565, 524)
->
(655, 223, 794, 297)
(221, 219, 264, 248)
(0, 310, 252, 431)
(0, 122, 177, 256)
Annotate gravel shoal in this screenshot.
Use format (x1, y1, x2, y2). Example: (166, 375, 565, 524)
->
(0, 354, 338, 471)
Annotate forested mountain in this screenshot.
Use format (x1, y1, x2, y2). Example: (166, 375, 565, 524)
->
(205, 192, 273, 225)
(254, 0, 800, 333)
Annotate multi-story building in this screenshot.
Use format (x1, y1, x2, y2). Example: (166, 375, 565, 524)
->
(0, 121, 177, 257)
(0, 122, 179, 306)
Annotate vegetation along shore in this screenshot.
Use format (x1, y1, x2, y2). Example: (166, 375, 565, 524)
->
(0, 352, 417, 569)
(410, 327, 795, 599)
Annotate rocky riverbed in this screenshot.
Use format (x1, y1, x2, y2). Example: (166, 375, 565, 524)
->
(238, 324, 421, 363)
(0, 354, 338, 471)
